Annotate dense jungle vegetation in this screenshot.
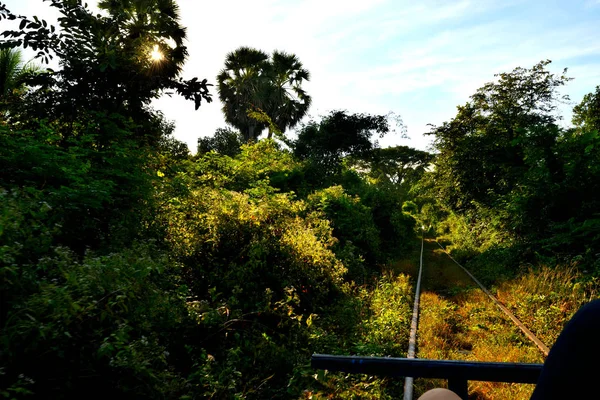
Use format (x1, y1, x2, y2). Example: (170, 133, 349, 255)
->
(1, 1, 599, 399)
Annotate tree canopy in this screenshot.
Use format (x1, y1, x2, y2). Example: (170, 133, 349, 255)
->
(573, 85, 600, 133)
(0, 0, 211, 144)
(426, 60, 572, 211)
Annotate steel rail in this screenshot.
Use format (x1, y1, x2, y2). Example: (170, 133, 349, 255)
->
(435, 241, 550, 356)
(403, 233, 425, 400)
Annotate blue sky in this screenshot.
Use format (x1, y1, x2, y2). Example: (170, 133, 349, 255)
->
(7, 0, 600, 151)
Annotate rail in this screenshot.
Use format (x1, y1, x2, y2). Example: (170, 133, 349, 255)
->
(435, 241, 550, 356)
(312, 237, 550, 400)
(403, 233, 425, 400)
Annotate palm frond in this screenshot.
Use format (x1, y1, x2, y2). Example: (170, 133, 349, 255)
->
(0, 48, 25, 97)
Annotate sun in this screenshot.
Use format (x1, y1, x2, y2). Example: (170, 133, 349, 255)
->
(150, 44, 164, 62)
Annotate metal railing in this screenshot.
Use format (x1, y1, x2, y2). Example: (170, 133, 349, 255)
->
(311, 354, 543, 400)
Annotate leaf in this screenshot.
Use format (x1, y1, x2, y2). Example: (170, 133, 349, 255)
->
(19, 19, 26, 30)
(306, 313, 313, 327)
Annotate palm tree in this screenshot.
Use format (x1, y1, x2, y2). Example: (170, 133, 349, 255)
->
(0, 48, 41, 121)
(217, 47, 311, 142)
(0, 48, 39, 101)
(265, 51, 311, 139)
(98, 0, 188, 79)
(217, 47, 270, 142)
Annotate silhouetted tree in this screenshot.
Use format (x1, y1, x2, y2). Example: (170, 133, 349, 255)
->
(217, 47, 310, 141)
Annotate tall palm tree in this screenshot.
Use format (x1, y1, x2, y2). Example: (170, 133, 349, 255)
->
(217, 47, 270, 142)
(217, 47, 311, 142)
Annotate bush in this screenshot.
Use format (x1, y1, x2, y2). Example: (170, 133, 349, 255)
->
(1, 243, 191, 399)
(307, 186, 381, 276)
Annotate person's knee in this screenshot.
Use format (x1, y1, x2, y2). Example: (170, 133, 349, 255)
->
(575, 299, 600, 320)
(417, 388, 462, 400)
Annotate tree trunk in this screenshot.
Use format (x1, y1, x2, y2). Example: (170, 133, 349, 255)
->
(248, 125, 255, 142)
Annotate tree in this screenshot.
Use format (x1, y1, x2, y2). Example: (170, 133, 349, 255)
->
(217, 47, 311, 142)
(367, 146, 433, 189)
(217, 47, 269, 142)
(197, 127, 244, 157)
(290, 110, 410, 194)
(0, 48, 42, 120)
(427, 60, 571, 211)
(264, 51, 311, 138)
(294, 110, 392, 173)
(573, 86, 600, 133)
(97, 0, 189, 80)
(0, 0, 211, 144)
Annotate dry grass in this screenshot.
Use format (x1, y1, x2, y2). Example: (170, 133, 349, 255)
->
(404, 241, 543, 399)
(496, 265, 598, 347)
(415, 289, 542, 399)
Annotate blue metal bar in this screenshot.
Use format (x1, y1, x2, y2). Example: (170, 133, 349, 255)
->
(312, 354, 543, 384)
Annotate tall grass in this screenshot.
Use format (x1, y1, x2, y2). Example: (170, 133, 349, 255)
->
(497, 265, 598, 346)
(416, 290, 541, 399)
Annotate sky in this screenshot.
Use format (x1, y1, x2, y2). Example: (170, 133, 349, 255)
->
(6, 0, 600, 152)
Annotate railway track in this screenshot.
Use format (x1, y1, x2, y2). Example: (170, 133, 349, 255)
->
(402, 236, 549, 400)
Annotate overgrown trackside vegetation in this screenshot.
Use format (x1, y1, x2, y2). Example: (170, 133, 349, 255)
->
(0, 1, 423, 398)
(411, 60, 600, 397)
(418, 60, 600, 273)
(2, 0, 600, 399)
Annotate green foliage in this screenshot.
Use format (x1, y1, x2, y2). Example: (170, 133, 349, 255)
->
(14, 1, 600, 398)
(427, 60, 571, 212)
(2, 242, 191, 399)
(573, 85, 600, 132)
(0, 0, 211, 144)
(293, 110, 395, 184)
(307, 186, 380, 279)
(360, 273, 412, 355)
(153, 145, 345, 398)
(162, 185, 346, 299)
(197, 127, 244, 157)
(0, 120, 154, 253)
(365, 146, 433, 191)
(306, 273, 412, 399)
(0, 48, 41, 105)
(421, 60, 600, 274)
